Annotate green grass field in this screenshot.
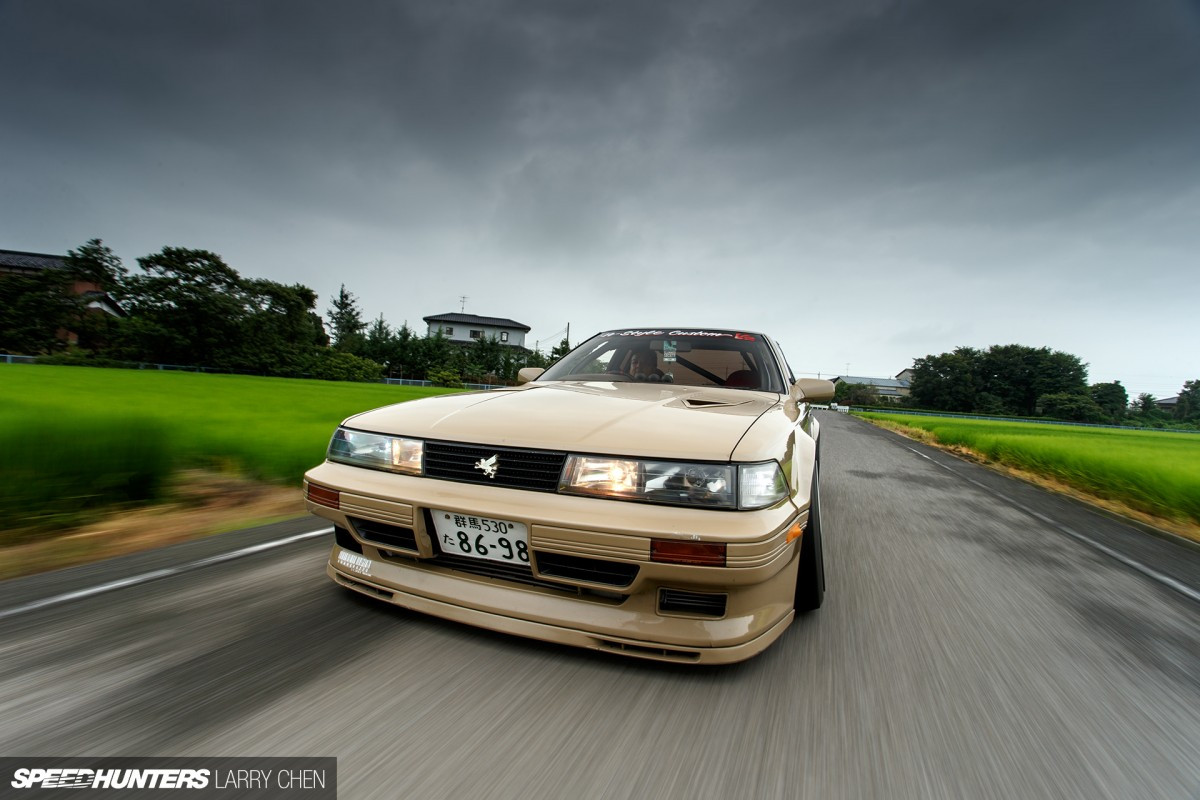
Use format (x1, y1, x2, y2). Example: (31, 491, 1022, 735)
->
(858, 412, 1200, 528)
(0, 365, 458, 540)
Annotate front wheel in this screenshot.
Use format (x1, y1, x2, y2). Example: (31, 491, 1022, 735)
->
(793, 462, 825, 612)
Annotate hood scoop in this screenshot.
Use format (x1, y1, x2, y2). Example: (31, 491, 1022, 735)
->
(681, 396, 753, 409)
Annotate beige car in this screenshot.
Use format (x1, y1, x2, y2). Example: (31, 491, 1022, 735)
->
(304, 328, 834, 664)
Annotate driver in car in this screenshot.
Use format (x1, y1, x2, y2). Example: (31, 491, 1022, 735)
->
(629, 349, 664, 381)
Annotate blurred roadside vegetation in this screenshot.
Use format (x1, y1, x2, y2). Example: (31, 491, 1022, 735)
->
(858, 412, 1200, 534)
(0, 365, 456, 545)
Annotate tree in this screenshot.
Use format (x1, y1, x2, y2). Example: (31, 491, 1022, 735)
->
(523, 347, 551, 370)
(326, 284, 366, 355)
(428, 367, 465, 388)
(414, 329, 454, 381)
(236, 280, 328, 375)
(1038, 392, 1106, 423)
(1134, 393, 1160, 416)
(64, 238, 126, 287)
(1089, 381, 1128, 423)
(1175, 380, 1200, 422)
(302, 349, 384, 382)
(549, 336, 572, 363)
(908, 344, 1089, 416)
(113, 247, 247, 366)
(62, 238, 127, 352)
(362, 315, 395, 370)
(389, 323, 418, 379)
(979, 344, 1087, 416)
(834, 382, 878, 406)
(1031, 349, 1089, 411)
(497, 346, 521, 382)
(908, 348, 979, 412)
(467, 335, 505, 382)
(972, 392, 1008, 416)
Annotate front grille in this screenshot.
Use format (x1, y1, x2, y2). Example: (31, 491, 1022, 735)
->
(431, 552, 556, 589)
(658, 588, 728, 618)
(423, 441, 567, 492)
(536, 552, 639, 588)
(350, 518, 418, 552)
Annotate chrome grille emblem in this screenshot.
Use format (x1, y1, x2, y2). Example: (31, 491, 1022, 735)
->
(474, 454, 499, 479)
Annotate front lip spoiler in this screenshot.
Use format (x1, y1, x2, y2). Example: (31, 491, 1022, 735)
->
(327, 562, 793, 665)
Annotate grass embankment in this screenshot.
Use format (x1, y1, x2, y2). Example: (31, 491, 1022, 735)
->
(0, 365, 457, 548)
(857, 412, 1200, 538)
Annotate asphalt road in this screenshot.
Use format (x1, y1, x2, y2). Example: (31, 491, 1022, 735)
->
(2, 411, 1198, 799)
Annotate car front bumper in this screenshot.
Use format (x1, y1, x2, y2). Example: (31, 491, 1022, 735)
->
(305, 461, 807, 664)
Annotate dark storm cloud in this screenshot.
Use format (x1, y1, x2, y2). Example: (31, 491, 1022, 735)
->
(7, 0, 1198, 215)
(5, 1, 680, 160)
(1, 0, 1198, 393)
(692, 0, 1200, 216)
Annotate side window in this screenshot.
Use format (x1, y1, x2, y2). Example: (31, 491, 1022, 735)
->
(585, 349, 619, 373)
(500, 331, 509, 342)
(470, 330, 483, 339)
(444, 326, 454, 336)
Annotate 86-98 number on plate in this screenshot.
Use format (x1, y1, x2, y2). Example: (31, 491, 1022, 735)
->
(431, 510, 529, 565)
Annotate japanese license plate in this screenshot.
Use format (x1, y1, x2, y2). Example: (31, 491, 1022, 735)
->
(431, 510, 530, 565)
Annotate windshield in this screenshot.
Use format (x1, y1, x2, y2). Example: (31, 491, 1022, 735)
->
(539, 329, 786, 393)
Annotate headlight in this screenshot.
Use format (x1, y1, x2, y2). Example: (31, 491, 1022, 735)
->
(327, 427, 424, 475)
(561, 455, 741, 508)
(738, 462, 788, 509)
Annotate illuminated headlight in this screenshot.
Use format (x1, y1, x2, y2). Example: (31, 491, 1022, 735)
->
(560, 456, 737, 508)
(327, 427, 424, 475)
(738, 461, 788, 509)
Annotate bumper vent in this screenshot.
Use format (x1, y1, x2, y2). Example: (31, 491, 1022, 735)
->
(423, 441, 567, 492)
(536, 552, 639, 588)
(334, 525, 363, 554)
(350, 518, 418, 553)
(658, 588, 728, 618)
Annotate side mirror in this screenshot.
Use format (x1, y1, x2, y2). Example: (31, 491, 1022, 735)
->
(517, 367, 545, 385)
(790, 378, 835, 404)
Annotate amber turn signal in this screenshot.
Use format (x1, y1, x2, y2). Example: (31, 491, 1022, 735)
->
(650, 540, 727, 567)
(306, 482, 341, 509)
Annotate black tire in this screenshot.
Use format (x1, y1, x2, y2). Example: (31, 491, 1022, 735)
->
(793, 461, 825, 613)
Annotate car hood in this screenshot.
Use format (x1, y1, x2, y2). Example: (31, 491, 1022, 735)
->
(344, 381, 781, 461)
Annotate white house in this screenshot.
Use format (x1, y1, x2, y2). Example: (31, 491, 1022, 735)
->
(422, 313, 531, 349)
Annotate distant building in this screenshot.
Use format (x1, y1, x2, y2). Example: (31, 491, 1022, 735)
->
(1155, 396, 1179, 413)
(0, 249, 124, 346)
(423, 313, 531, 349)
(831, 373, 912, 402)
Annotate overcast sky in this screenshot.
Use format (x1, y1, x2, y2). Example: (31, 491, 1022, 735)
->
(2, 0, 1197, 397)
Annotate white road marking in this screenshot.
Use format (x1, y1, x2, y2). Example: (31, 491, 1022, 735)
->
(0, 527, 334, 621)
(901, 444, 1200, 605)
